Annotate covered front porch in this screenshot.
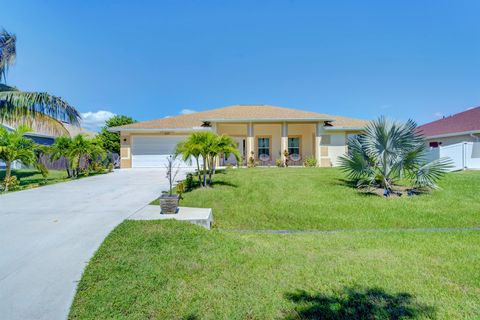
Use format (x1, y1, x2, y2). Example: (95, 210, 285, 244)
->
(214, 121, 334, 167)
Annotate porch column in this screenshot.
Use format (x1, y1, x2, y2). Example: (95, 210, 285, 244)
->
(246, 122, 254, 162)
(281, 122, 288, 162)
(315, 122, 324, 167)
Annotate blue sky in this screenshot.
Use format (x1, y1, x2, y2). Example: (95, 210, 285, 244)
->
(3, 0, 480, 130)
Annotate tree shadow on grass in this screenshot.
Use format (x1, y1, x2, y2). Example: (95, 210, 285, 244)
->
(0, 170, 38, 180)
(210, 180, 238, 188)
(283, 287, 436, 320)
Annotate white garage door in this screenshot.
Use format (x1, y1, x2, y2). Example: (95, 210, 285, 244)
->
(132, 136, 196, 168)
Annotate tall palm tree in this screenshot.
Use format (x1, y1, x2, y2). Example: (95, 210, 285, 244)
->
(0, 124, 36, 191)
(0, 29, 81, 134)
(339, 117, 452, 194)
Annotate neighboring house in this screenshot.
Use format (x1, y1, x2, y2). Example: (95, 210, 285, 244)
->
(418, 107, 480, 170)
(110, 105, 367, 168)
(0, 122, 96, 170)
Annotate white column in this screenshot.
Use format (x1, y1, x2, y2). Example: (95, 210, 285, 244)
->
(281, 122, 288, 162)
(315, 122, 323, 167)
(246, 122, 254, 161)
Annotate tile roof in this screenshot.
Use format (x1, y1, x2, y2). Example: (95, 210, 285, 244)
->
(113, 105, 368, 130)
(417, 107, 480, 137)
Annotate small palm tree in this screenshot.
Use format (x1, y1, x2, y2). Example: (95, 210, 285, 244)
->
(0, 124, 36, 191)
(175, 132, 204, 186)
(49, 136, 75, 177)
(206, 134, 240, 184)
(176, 131, 240, 187)
(0, 29, 80, 134)
(48, 134, 106, 178)
(339, 117, 451, 195)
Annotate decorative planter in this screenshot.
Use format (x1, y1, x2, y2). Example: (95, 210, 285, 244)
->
(160, 194, 180, 214)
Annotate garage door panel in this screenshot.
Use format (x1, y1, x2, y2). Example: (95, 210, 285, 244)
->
(132, 136, 199, 168)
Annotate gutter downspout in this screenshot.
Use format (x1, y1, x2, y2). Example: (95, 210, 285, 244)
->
(469, 133, 479, 142)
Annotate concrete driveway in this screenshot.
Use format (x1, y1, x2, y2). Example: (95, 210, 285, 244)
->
(0, 168, 188, 320)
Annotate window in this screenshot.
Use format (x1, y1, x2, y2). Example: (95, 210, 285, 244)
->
(288, 137, 300, 156)
(257, 137, 270, 158)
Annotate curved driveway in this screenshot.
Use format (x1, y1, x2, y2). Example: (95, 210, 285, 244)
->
(0, 169, 187, 320)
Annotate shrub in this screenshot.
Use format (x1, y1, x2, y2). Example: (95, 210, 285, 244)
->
(303, 156, 317, 167)
(91, 161, 105, 173)
(275, 159, 284, 167)
(107, 163, 114, 172)
(176, 181, 186, 200)
(185, 173, 196, 190)
(2, 176, 19, 191)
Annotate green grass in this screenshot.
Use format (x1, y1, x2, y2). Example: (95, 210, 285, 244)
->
(161, 168, 480, 230)
(70, 221, 480, 319)
(70, 168, 480, 319)
(0, 169, 109, 193)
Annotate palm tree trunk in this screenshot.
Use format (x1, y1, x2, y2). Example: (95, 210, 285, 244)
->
(65, 158, 71, 178)
(202, 156, 207, 187)
(195, 157, 202, 186)
(208, 157, 214, 186)
(4, 161, 12, 192)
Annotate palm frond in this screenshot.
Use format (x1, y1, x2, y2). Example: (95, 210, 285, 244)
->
(0, 29, 16, 82)
(0, 90, 80, 126)
(412, 157, 453, 189)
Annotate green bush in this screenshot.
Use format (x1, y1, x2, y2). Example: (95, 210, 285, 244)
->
(303, 156, 317, 167)
(107, 163, 114, 172)
(185, 173, 196, 190)
(2, 175, 19, 191)
(176, 181, 186, 199)
(275, 159, 284, 167)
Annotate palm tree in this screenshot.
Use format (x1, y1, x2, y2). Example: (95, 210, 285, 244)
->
(49, 136, 74, 177)
(176, 131, 240, 187)
(68, 134, 105, 177)
(0, 124, 36, 191)
(206, 134, 240, 185)
(175, 132, 203, 186)
(0, 29, 81, 134)
(339, 117, 452, 195)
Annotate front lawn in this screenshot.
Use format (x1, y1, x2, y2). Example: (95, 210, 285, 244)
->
(0, 169, 109, 193)
(70, 221, 480, 319)
(0, 169, 68, 192)
(179, 168, 479, 230)
(70, 168, 480, 319)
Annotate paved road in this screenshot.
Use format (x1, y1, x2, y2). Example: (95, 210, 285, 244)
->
(0, 169, 188, 320)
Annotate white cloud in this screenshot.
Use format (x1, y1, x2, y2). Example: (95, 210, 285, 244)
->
(80, 110, 116, 132)
(433, 112, 444, 118)
(180, 109, 197, 115)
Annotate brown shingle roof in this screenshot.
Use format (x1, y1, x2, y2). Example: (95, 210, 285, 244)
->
(417, 106, 480, 137)
(113, 105, 368, 130)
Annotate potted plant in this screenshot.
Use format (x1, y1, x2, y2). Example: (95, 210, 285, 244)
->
(160, 155, 180, 214)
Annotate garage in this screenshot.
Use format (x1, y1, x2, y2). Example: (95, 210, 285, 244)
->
(131, 136, 196, 168)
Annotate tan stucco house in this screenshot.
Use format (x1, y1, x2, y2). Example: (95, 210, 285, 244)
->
(111, 105, 367, 168)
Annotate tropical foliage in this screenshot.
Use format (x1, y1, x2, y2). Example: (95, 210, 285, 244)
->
(98, 115, 136, 153)
(175, 131, 240, 187)
(339, 117, 452, 195)
(0, 29, 80, 134)
(0, 124, 36, 191)
(48, 134, 106, 178)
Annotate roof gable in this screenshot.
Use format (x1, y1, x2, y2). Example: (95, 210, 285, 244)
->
(417, 107, 480, 137)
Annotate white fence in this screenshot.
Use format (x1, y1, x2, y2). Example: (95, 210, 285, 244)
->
(427, 142, 480, 171)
